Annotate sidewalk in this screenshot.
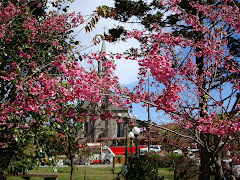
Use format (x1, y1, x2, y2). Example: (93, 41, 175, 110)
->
(40, 163, 121, 168)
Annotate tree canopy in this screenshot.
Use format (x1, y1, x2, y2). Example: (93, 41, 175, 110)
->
(108, 0, 240, 179)
(0, 0, 122, 176)
(1, 0, 240, 180)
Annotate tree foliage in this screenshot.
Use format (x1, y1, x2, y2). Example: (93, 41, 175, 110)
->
(0, 0, 122, 177)
(109, 0, 240, 179)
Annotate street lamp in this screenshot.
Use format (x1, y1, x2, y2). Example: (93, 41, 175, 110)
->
(117, 113, 137, 178)
(128, 132, 134, 157)
(117, 113, 122, 118)
(124, 116, 129, 166)
(116, 113, 129, 165)
(132, 126, 140, 158)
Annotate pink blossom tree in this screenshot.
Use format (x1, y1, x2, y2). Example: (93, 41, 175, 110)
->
(0, 0, 122, 177)
(113, 0, 240, 179)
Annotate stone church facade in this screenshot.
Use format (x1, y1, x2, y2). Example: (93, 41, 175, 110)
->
(78, 40, 131, 144)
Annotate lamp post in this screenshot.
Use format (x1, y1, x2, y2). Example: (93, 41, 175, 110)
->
(132, 126, 140, 158)
(128, 132, 134, 157)
(124, 117, 129, 166)
(117, 113, 137, 179)
(116, 113, 129, 165)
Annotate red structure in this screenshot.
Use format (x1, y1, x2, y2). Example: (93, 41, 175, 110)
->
(109, 146, 147, 155)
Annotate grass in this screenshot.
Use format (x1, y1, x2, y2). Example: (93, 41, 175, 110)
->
(6, 166, 174, 180)
(159, 168, 174, 180)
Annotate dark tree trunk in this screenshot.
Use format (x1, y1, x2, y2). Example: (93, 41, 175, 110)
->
(199, 144, 211, 180)
(70, 157, 74, 180)
(195, 9, 212, 177)
(214, 154, 224, 180)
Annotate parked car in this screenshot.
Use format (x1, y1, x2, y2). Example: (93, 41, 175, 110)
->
(139, 148, 159, 155)
(89, 146, 115, 164)
(173, 149, 183, 155)
(150, 145, 161, 152)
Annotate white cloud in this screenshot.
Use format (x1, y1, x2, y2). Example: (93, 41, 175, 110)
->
(70, 0, 114, 15)
(68, 0, 172, 123)
(70, 0, 142, 85)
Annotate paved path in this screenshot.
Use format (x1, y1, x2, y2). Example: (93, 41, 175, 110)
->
(40, 164, 122, 168)
(76, 164, 114, 168)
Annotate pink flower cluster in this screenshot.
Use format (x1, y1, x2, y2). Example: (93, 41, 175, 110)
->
(197, 116, 240, 136)
(121, 0, 240, 140)
(0, 1, 126, 134)
(127, 30, 145, 39)
(0, 2, 20, 38)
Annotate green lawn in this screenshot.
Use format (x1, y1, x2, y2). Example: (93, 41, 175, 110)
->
(6, 166, 174, 180)
(159, 168, 174, 180)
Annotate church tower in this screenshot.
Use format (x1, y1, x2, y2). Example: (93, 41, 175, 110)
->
(98, 39, 107, 75)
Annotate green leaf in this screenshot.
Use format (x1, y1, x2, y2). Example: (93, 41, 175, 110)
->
(23, 44, 29, 49)
(203, 94, 209, 99)
(222, 114, 226, 119)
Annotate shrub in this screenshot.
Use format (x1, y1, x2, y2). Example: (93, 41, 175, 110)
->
(145, 152, 182, 168)
(123, 152, 198, 180)
(125, 155, 165, 180)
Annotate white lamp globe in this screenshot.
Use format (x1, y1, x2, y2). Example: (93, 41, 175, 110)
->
(132, 127, 140, 135)
(117, 113, 122, 117)
(128, 132, 134, 138)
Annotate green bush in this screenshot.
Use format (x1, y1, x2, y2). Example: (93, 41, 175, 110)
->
(115, 151, 200, 180)
(125, 155, 165, 180)
(145, 152, 182, 168)
(122, 152, 198, 180)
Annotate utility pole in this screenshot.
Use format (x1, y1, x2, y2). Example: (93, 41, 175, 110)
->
(147, 70, 151, 152)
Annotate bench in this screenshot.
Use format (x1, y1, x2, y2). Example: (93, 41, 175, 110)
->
(3, 173, 59, 180)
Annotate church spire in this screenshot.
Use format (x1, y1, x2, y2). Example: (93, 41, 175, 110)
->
(98, 26, 108, 74)
(101, 39, 107, 52)
(98, 39, 107, 74)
